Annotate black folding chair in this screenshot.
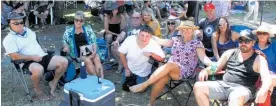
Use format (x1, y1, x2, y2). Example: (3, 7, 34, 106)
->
(156, 68, 201, 106)
(7, 51, 55, 103)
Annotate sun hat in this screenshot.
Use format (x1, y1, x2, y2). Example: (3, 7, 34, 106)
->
(252, 25, 275, 38)
(176, 21, 199, 30)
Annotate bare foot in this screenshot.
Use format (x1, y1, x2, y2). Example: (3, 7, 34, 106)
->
(33, 89, 49, 100)
(49, 81, 57, 96)
(129, 83, 147, 93)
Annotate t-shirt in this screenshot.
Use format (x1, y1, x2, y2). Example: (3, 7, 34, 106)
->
(123, 25, 143, 37)
(3, 27, 47, 57)
(197, 18, 219, 49)
(254, 42, 276, 73)
(118, 35, 165, 77)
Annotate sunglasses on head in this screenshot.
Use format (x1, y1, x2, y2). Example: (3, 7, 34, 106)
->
(257, 31, 269, 35)
(11, 21, 24, 26)
(167, 22, 175, 25)
(75, 19, 84, 23)
(238, 37, 252, 44)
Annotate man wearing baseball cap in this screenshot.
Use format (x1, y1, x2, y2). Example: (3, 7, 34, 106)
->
(196, 3, 219, 58)
(194, 30, 272, 106)
(2, 12, 68, 100)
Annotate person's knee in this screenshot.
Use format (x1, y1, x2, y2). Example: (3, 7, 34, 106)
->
(30, 65, 44, 76)
(193, 82, 208, 96)
(105, 34, 113, 43)
(228, 95, 246, 105)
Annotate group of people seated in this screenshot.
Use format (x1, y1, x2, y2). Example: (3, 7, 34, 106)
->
(1, 1, 53, 29)
(2, 1, 276, 106)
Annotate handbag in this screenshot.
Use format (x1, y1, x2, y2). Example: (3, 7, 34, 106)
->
(122, 74, 137, 92)
(80, 45, 93, 56)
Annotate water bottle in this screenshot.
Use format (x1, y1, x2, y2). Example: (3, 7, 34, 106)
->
(97, 68, 102, 84)
(80, 62, 87, 79)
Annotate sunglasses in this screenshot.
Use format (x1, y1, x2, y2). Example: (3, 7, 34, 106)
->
(11, 21, 24, 26)
(167, 22, 175, 25)
(238, 37, 252, 44)
(132, 17, 140, 19)
(257, 31, 269, 35)
(75, 19, 84, 23)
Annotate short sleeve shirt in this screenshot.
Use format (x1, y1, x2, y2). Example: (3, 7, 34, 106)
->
(168, 36, 204, 78)
(197, 18, 219, 49)
(118, 35, 165, 77)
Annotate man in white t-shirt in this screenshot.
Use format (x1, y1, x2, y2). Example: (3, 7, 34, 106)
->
(118, 25, 165, 91)
(2, 12, 68, 100)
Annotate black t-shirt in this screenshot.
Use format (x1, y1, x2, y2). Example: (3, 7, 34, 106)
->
(75, 33, 87, 57)
(197, 18, 219, 49)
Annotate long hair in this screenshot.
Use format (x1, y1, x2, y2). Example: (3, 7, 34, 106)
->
(216, 17, 232, 41)
(142, 8, 155, 22)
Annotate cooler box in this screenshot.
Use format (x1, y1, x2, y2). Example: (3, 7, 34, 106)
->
(60, 76, 115, 106)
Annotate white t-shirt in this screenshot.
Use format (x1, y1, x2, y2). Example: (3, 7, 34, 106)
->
(3, 27, 47, 57)
(118, 35, 165, 77)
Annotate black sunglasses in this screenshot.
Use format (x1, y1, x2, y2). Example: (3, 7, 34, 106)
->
(75, 19, 84, 23)
(11, 21, 24, 25)
(167, 22, 175, 25)
(238, 37, 252, 44)
(256, 31, 269, 35)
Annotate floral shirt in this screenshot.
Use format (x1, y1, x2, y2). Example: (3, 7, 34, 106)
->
(168, 36, 204, 79)
(63, 25, 97, 58)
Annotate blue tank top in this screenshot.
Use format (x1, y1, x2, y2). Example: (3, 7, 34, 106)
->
(217, 37, 238, 56)
(254, 42, 276, 73)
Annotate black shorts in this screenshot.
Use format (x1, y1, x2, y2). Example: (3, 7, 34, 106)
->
(22, 54, 54, 73)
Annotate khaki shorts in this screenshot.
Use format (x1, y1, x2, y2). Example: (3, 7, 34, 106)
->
(207, 81, 253, 102)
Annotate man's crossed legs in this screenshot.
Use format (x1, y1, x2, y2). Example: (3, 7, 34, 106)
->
(194, 81, 253, 106)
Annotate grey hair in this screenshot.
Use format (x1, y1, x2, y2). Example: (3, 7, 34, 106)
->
(142, 8, 156, 21)
(75, 11, 85, 20)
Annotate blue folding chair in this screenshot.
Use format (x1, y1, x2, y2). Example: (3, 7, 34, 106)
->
(231, 25, 254, 33)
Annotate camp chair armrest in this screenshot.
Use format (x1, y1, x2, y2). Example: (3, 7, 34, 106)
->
(47, 50, 55, 55)
(11, 59, 26, 64)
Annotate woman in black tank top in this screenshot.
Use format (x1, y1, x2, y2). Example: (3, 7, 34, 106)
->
(104, 2, 126, 60)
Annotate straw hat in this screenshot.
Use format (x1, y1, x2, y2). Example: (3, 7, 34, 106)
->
(176, 21, 199, 30)
(252, 25, 275, 38)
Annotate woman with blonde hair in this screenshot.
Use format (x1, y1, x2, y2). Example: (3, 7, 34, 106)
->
(142, 8, 162, 38)
(130, 21, 212, 106)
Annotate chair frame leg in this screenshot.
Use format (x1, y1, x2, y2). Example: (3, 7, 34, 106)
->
(184, 81, 193, 106)
(13, 65, 33, 103)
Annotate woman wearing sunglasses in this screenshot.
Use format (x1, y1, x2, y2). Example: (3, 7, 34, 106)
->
(163, 19, 179, 55)
(129, 21, 212, 106)
(253, 25, 276, 106)
(211, 17, 240, 61)
(62, 11, 104, 78)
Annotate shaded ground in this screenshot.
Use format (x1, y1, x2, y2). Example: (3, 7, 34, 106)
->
(1, 2, 276, 106)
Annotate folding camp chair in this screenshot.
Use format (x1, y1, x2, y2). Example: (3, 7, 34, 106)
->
(7, 51, 55, 103)
(156, 68, 201, 106)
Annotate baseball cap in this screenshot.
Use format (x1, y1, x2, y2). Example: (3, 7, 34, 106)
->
(204, 3, 215, 11)
(8, 12, 25, 20)
(240, 29, 256, 41)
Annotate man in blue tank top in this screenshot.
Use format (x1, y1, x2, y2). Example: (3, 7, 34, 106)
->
(193, 30, 272, 106)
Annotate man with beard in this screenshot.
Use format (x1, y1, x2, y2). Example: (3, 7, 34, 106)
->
(193, 30, 272, 106)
